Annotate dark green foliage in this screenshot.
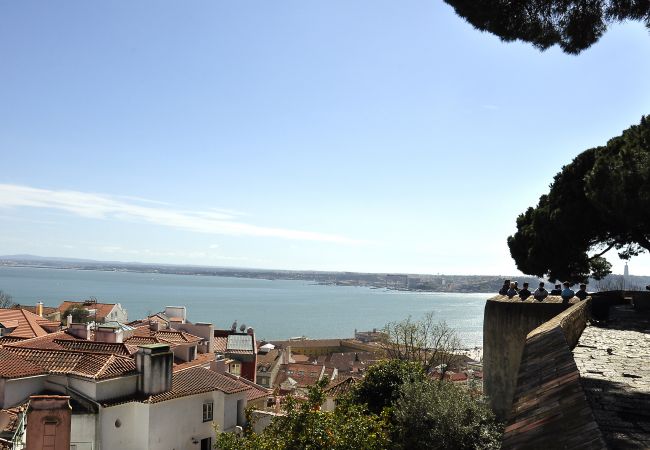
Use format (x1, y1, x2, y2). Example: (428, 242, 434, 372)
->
(63, 305, 91, 323)
(444, 0, 650, 54)
(508, 116, 650, 282)
(393, 379, 501, 450)
(350, 359, 426, 415)
(215, 359, 501, 450)
(214, 377, 391, 450)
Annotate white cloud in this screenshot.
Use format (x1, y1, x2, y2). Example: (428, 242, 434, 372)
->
(0, 184, 361, 244)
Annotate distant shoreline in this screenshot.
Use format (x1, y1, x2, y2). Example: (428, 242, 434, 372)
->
(0, 260, 496, 294)
(3, 254, 646, 294)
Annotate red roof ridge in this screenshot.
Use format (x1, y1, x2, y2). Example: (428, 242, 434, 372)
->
(95, 354, 117, 379)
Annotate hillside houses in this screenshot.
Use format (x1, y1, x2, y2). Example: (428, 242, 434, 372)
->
(0, 306, 270, 450)
(56, 300, 128, 324)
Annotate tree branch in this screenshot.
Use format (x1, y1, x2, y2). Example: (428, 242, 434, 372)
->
(589, 243, 615, 260)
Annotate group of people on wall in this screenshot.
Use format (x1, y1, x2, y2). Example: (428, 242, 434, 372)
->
(499, 280, 589, 303)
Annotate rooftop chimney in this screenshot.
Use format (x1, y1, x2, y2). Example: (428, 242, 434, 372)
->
(67, 323, 91, 340)
(66, 315, 72, 329)
(36, 302, 43, 318)
(26, 395, 71, 450)
(136, 344, 173, 396)
(210, 354, 226, 374)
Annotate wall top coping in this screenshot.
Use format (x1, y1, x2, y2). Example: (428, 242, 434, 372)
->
(488, 294, 587, 304)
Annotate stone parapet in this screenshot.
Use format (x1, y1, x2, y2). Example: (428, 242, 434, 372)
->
(502, 301, 606, 449)
(483, 295, 579, 420)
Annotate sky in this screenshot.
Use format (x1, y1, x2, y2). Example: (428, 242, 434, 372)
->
(1, 1, 650, 276)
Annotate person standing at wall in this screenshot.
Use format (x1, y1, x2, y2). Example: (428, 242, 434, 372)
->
(533, 282, 548, 301)
(575, 283, 589, 300)
(561, 282, 575, 303)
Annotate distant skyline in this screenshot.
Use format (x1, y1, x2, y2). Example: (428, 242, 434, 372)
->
(2, 1, 650, 276)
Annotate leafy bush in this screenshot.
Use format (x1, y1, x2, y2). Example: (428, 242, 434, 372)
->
(350, 359, 425, 415)
(393, 379, 501, 450)
(214, 378, 390, 450)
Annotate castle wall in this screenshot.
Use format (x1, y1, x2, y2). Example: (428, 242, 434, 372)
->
(483, 296, 575, 420)
(502, 300, 606, 449)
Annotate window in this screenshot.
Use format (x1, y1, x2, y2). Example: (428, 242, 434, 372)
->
(202, 402, 213, 422)
(230, 362, 241, 376)
(200, 437, 212, 450)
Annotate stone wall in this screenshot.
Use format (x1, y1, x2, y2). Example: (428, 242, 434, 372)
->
(502, 301, 606, 449)
(483, 296, 577, 420)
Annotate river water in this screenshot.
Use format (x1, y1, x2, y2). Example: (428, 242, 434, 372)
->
(0, 266, 487, 346)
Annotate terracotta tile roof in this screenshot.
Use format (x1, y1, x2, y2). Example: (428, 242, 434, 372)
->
(0, 347, 137, 380)
(125, 336, 160, 346)
(126, 326, 200, 347)
(222, 372, 272, 402)
(0, 348, 47, 379)
(257, 349, 280, 371)
(5, 330, 85, 350)
(213, 336, 227, 353)
(147, 367, 249, 403)
(12, 304, 58, 316)
(132, 325, 154, 337)
(58, 301, 118, 321)
(154, 330, 202, 345)
(0, 336, 26, 345)
(326, 352, 375, 371)
(272, 339, 343, 348)
(324, 376, 359, 397)
(173, 352, 215, 372)
(0, 308, 61, 339)
(277, 363, 330, 388)
(54, 340, 137, 356)
(244, 385, 270, 402)
(0, 320, 19, 329)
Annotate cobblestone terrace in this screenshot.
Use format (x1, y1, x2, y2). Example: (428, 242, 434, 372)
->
(573, 305, 650, 449)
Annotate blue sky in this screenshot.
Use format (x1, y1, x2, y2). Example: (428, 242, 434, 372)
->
(1, 1, 650, 275)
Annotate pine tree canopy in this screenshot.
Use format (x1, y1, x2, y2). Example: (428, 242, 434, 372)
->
(444, 0, 650, 54)
(507, 116, 650, 282)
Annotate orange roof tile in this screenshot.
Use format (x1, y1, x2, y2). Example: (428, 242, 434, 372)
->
(58, 301, 117, 321)
(0, 347, 137, 380)
(12, 304, 58, 316)
(277, 363, 329, 388)
(0, 349, 47, 379)
(5, 330, 85, 350)
(173, 352, 215, 372)
(0, 308, 61, 339)
(147, 367, 250, 403)
(154, 330, 202, 345)
(125, 336, 160, 346)
(213, 336, 227, 353)
(324, 376, 360, 396)
(54, 340, 137, 356)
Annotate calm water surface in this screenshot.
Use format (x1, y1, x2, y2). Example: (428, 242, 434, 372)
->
(0, 266, 487, 346)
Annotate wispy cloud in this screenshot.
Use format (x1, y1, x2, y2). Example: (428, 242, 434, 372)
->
(0, 184, 360, 244)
